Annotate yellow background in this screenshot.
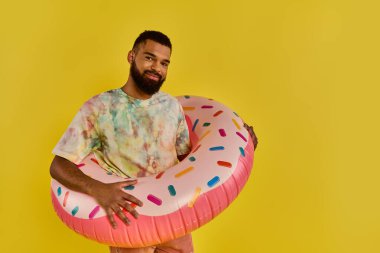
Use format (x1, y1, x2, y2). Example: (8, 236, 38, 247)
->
(1, 0, 379, 252)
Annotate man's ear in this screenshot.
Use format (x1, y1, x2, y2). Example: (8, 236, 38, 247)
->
(127, 50, 135, 63)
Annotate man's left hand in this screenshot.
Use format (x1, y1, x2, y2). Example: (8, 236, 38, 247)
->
(243, 122, 258, 150)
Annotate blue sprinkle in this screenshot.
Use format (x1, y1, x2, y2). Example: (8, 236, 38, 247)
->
(106, 171, 113, 175)
(124, 185, 135, 190)
(57, 187, 62, 197)
(168, 185, 176, 196)
(184, 95, 190, 99)
(189, 156, 196, 162)
(209, 146, 225, 151)
(71, 206, 79, 216)
(207, 176, 220, 188)
(192, 119, 199, 132)
(239, 147, 245, 157)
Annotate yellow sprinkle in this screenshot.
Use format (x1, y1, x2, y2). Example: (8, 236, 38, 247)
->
(175, 166, 194, 178)
(188, 187, 201, 208)
(183, 106, 195, 111)
(232, 118, 241, 130)
(198, 130, 211, 142)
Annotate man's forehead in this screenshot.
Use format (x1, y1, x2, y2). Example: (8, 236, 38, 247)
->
(136, 40, 171, 59)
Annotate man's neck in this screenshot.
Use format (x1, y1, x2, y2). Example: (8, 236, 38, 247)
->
(121, 78, 152, 100)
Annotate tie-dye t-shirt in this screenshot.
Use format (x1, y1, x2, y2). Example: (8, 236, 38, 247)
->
(52, 88, 191, 178)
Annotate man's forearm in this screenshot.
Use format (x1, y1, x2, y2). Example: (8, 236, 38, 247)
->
(50, 155, 101, 195)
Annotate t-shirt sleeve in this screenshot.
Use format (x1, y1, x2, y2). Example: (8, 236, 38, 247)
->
(52, 99, 101, 164)
(175, 103, 192, 156)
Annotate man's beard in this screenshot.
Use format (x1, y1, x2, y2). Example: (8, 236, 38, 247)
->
(130, 61, 165, 95)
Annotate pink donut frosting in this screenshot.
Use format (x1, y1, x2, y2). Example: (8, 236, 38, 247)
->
(51, 95, 254, 248)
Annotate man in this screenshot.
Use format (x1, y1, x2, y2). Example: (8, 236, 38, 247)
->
(50, 30, 258, 253)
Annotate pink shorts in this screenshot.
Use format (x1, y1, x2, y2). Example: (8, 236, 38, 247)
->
(109, 234, 194, 253)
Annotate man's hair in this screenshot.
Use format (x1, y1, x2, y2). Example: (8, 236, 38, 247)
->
(132, 30, 172, 51)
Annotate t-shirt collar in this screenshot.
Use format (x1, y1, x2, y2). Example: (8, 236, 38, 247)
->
(117, 88, 161, 107)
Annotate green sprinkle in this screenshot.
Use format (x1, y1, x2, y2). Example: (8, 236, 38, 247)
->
(71, 206, 79, 216)
(124, 185, 135, 190)
(168, 185, 176, 196)
(239, 147, 245, 157)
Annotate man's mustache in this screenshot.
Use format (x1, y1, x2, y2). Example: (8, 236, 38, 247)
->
(144, 70, 162, 79)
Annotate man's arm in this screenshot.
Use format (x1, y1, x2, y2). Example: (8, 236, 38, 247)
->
(50, 155, 143, 228)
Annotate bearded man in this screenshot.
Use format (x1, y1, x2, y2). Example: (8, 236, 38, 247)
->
(50, 30, 258, 253)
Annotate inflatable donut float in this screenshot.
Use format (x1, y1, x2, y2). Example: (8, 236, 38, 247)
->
(50, 95, 255, 248)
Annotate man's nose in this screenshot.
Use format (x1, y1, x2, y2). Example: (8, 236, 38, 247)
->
(150, 60, 161, 73)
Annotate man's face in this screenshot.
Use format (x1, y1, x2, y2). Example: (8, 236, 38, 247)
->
(129, 39, 171, 95)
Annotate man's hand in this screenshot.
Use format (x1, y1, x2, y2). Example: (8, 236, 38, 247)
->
(88, 180, 143, 229)
(243, 122, 258, 150)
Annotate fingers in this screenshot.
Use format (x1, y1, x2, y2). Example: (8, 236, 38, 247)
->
(119, 179, 138, 187)
(249, 126, 258, 150)
(106, 203, 140, 229)
(247, 126, 254, 136)
(253, 138, 258, 150)
(243, 123, 253, 133)
(113, 180, 143, 206)
(120, 201, 139, 219)
(122, 192, 144, 207)
(107, 205, 134, 229)
(112, 205, 131, 226)
(243, 122, 258, 150)
(102, 180, 142, 229)
(106, 209, 118, 229)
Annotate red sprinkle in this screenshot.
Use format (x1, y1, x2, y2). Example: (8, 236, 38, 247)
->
(156, 171, 165, 179)
(90, 158, 99, 165)
(213, 110, 223, 117)
(217, 161, 232, 168)
(63, 191, 70, 207)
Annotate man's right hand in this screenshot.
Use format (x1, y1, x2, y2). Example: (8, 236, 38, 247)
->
(88, 180, 144, 229)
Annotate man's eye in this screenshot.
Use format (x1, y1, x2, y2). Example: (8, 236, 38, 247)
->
(145, 56, 153, 61)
